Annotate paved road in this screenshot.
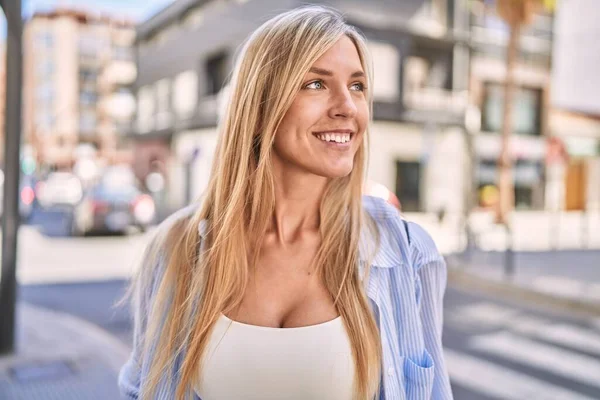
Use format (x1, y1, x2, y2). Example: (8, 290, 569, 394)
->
(444, 287, 600, 400)
(20, 279, 133, 346)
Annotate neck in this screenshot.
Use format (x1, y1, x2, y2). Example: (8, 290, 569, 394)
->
(269, 165, 328, 245)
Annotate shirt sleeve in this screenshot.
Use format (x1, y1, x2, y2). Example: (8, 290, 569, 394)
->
(407, 222, 454, 400)
(118, 235, 164, 399)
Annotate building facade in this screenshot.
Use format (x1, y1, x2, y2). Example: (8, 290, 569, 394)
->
(467, 1, 554, 212)
(549, 0, 600, 212)
(23, 9, 137, 170)
(132, 0, 472, 217)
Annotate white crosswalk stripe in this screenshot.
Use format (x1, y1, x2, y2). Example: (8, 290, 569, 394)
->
(469, 331, 600, 389)
(445, 348, 597, 400)
(446, 302, 600, 399)
(448, 302, 600, 356)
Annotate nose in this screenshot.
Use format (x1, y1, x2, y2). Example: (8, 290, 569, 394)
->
(328, 87, 357, 119)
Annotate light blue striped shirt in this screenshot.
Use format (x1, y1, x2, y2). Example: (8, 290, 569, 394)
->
(119, 196, 453, 399)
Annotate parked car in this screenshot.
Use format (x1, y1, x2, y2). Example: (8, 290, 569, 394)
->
(34, 172, 85, 235)
(36, 172, 83, 210)
(70, 166, 156, 235)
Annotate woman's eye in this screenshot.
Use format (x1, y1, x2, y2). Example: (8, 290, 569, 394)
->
(350, 82, 365, 91)
(305, 81, 324, 90)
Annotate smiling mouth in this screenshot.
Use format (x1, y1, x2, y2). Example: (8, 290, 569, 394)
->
(313, 132, 353, 144)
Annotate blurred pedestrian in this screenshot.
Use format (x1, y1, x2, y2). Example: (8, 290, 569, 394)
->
(119, 6, 452, 400)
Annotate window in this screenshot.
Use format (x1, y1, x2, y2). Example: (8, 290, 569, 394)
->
(395, 161, 422, 212)
(482, 83, 543, 135)
(36, 31, 54, 49)
(205, 52, 228, 96)
(80, 68, 98, 83)
(37, 61, 54, 78)
(36, 83, 54, 103)
(80, 90, 98, 106)
(514, 186, 533, 210)
(476, 159, 544, 209)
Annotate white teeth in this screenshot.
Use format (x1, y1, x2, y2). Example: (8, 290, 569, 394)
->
(316, 133, 352, 143)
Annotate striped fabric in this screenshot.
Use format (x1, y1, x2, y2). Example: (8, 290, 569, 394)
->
(119, 196, 453, 399)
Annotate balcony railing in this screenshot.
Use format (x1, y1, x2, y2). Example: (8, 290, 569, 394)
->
(403, 87, 468, 114)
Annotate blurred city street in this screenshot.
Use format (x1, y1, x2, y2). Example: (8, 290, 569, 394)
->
(0, 0, 599, 399)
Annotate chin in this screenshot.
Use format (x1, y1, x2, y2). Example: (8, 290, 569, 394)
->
(319, 164, 354, 179)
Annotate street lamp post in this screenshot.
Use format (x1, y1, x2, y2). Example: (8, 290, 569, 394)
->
(0, 0, 23, 355)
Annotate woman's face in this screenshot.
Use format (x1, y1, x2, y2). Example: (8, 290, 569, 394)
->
(272, 35, 369, 179)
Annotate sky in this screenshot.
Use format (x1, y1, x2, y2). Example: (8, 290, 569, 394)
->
(21, 0, 176, 21)
(1, 0, 176, 35)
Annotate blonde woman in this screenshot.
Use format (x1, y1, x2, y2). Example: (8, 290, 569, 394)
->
(119, 6, 452, 400)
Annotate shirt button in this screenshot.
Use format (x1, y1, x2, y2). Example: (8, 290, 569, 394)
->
(387, 367, 395, 376)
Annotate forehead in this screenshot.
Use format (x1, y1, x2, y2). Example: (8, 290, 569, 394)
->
(310, 35, 364, 72)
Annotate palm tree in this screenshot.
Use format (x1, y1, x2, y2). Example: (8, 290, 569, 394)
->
(490, 0, 556, 224)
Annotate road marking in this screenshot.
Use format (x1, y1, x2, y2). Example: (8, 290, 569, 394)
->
(532, 324, 600, 356)
(448, 302, 519, 327)
(469, 331, 600, 389)
(445, 348, 596, 400)
(450, 302, 600, 356)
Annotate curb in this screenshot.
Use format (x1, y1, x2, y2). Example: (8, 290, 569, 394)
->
(447, 267, 600, 318)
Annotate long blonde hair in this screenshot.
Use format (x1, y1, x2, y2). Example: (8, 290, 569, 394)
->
(135, 6, 381, 399)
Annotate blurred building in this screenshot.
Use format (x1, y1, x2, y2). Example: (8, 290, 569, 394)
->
(468, 2, 554, 212)
(132, 0, 472, 215)
(23, 8, 137, 171)
(548, 0, 600, 212)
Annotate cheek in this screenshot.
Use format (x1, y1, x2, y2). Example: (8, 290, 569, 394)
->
(357, 99, 369, 126)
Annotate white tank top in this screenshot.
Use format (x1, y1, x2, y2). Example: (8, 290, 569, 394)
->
(194, 313, 355, 400)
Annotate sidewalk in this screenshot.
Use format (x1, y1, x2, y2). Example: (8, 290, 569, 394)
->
(446, 249, 600, 316)
(0, 303, 130, 399)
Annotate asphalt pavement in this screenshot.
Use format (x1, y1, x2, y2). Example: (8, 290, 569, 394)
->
(444, 287, 600, 400)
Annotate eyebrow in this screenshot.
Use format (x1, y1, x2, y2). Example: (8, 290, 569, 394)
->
(308, 67, 365, 79)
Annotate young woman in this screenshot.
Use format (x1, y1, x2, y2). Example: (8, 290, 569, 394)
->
(119, 6, 453, 400)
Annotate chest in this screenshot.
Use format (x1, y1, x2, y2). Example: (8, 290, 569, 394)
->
(230, 236, 338, 328)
